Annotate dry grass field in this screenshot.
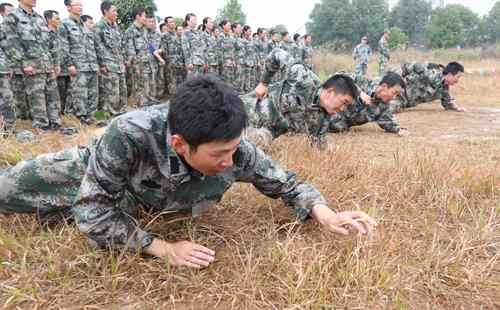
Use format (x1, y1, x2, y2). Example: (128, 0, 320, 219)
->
(0, 50, 499, 309)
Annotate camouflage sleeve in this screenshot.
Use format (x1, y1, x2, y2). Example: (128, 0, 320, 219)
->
(235, 140, 328, 222)
(261, 48, 292, 85)
(72, 120, 153, 252)
(58, 23, 74, 69)
(352, 46, 358, 59)
(375, 106, 400, 133)
(49, 31, 61, 68)
(181, 33, 192, 65)
(3, 14, 24, 69)
(124, 29, 137, 64)
(440, 86, 454, 109)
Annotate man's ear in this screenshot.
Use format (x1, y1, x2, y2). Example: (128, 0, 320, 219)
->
(171, 134, 188, 156)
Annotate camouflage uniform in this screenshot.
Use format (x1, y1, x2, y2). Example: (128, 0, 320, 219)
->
(255, 38, 268, 84)
(95, 18, 127, 116)
(241, 49, 332, 146)
(0, 31, 15, 133)
(329, 75, 400, 134)
(300, 42, 314, 71)
(124, 22, 156, 107)
(267, 40, 281, 82)
(147, 28, 163, 101)
(241, 37, 258, 92)
(204, 30, 219, 76)
(181, 28, 206, 77)
(160, 30, 179, 96)
(234, 36, 246, 91)
(4, 7, 61, 129)
(59, 16, 99, 121)
(352, 42, 372, 77)
(378, 36, 390, 76)
(218, 31, 236, 85)
(390, 62, 459, 112)
(47, 27, 68, 114)
(0, 104, 326, 252)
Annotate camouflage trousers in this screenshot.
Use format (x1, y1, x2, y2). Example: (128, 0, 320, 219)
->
(0, 146, 89, 219)
(355, 62, 368, 77)
(241, 65, 257, 93)
(378, 56, 389, 76)
(234, 64, 244, 92)
(186, 65, 205, 79)
(98, 72, 128, 116)
(24, 73, 61, 129)
(175, 66, 186, 86)
(220, 65, 235, 86)
(11, 74, 28, 120)
(328, 113, 351, 133)
(0, 74, 15, 133)
(128, 63, 158, 107)
(164, 65, 177, 98)
(156, 64, 166, 99)
(206, 65, 219, 77)
(57, 75, 71, 114)
(68, 71, 98, 120)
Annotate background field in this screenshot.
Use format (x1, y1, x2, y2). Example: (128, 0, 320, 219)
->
(0, 49, 499, 309)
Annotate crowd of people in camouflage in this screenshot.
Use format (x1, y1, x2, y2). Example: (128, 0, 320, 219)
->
(0, 0, 468, 268)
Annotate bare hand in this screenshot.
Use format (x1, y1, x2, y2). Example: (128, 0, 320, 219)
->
(100, 66, 108, 75)
(144, 238, 215, 269)
(397, 129, 410, 137)
(54, 66, 61, 77)
(312, 205, 377, 236)
(23, 66, 36, 76)
(360, 92, 372, 105)
(186, 64, 194, 71)
(255, 83, 268, 99)
(68, 66, 78, 77)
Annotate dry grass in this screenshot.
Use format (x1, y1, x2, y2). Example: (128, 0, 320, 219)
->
(0, 50, 499, 309)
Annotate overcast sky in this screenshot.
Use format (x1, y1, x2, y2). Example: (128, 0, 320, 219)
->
(1, 0, 497, 34)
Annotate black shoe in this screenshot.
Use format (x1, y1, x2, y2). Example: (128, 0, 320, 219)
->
(50, 123, 62, 131)
(59, 127, 78, 136)
(80, 117, 95, 126)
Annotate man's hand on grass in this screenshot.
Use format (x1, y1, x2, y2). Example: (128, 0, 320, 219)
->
(145, 238, 215, 269)
(312, 204, 377, 236)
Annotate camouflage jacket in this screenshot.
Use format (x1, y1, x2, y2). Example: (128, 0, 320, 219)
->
(147, 29, 162, 67)
(379, 37, 389, 59)
(3, 7, 55, 74)
(398, 61, 453, 109)
(0, 23, 9, 74)
(255, 39, 268, 65)
(59, 15, 98, 72)
(267, 40, 280, 54)
(203, 30, 218, 66)
(300, 43, 313, 70)
(352, 43, 372, 64)
(234, 36, 246, 65)
(181, 28, 206, 66)
(48, 28, 60, 68)
(160, 31, 183, 67)
(124, 22, 150, 71)
(218, 31, 236, 67)
(329, 75, 400, 134)
(243, 37, 259, 67)
(242, 49, 329, 144)
(72, 104, 326, 251)
(94, 19, 125, 74)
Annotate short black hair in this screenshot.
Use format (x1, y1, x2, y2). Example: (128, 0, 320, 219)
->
(44, 10, 59, 21)
(132, 7, 146, 20)
(281, 31, 289, 37)
(231, 23, 240, 31)
(81, 15, 93, 23)
(322, 74, 359, 98)
(0, 2, 13, 15)
(164, 16, 173, 23)
(159, 23, 166, 30)
(100, 1, 113, 15)
(443, 62, 464, 76)
(270, 30, 277, 36)
(303, 34, 311, 40)
(293, 33, 300, 42)
(64, 0, 72, 7)
(219, 20, 230, 28)
(380, 72, 405, 89)
(168, 76, 248, 150)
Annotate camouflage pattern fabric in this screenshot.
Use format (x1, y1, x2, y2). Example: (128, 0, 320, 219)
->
(161, 31, 182, 96)
(4, 7, 61, 128)
(0, 74, 15, 133)
(0, 104, 327, 252)
(182, 28, 206, 78)
(352, 43, 372, 77)
(218, 31, 236, 85)
(378, 36, 390, 76)
(241, 37, 259, 92)
(67, 71, 98, 119)
(204, 30, 219, 76)
(391, 61, 457, 111)
(234, 36, 246, 91)
(95, 18, 127, 115)
(300, 43, 314, 71)
(57, 76, 71, 114)
(147, 29, 163, 100)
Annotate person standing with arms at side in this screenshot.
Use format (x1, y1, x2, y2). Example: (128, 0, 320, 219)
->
(0, 2, 15, 135)
(352, 36, 372, 77)
(146, 15, 165, 102)
(59, 0, 99, 125)
(95, 1, 127, 116)
(202, 17, 218, 76)
(4, 0, 62, 130)
(181, 13, 206, 78)
(160, 16, 177, 98)
(218, 20, 236, 85)
(232, 23, 245, 92)
(378, 30, 390, 76)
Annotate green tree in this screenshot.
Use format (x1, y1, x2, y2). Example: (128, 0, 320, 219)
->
(390, 0, 432, 45)
(115, 0, 157, 29)
(271, 24, 288, 35)
(424, 5, 482, 48)
(387, 26, 409, 49)
(216, 0, 247, 25)
(351, 0, 389, 45)
(486, 1, 500, 43)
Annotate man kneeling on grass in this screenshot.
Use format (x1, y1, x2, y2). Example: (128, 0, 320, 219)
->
(328, 72, 409, 136)
(0, 76, 376, 269)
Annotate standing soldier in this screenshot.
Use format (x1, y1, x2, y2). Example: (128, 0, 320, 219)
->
(267, 30, 281, 82)
(59, 0, 99, 125)
(378, 30, 390, 76)
(301, 34, 314, 71)
(0, 2, 15, 135)
(181, 13, 206, 77)
(174, 26, 186, 86)
(202, 17, 218, 76)
(44, 10, 63, 112)
(146, 15, 165, 102)
(232, 23, 245, 92)
(124, 7, 155, 107)
(280, 32, 293, 53)
(352, 36, 372, 77)
(4, 0, 62, 130)
(291, 33, 302, 60)
(242, 25, 258, 92)
(218, 20, 236, 85)
(95, 1, 127, 116)
(160, 16, 177, 97)
(255, 28, 268, 83)
(81, 15, 94, 30)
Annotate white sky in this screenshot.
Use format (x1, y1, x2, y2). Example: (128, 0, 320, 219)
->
(1, 0, 497, 34)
